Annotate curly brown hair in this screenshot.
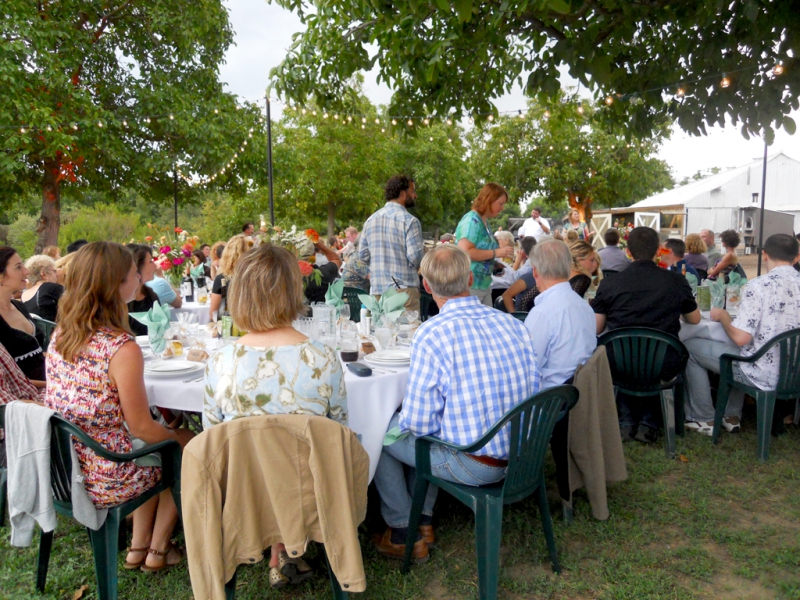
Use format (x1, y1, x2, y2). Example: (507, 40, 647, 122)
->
(720, 229, 741, 249)
(685, 233, 707, 254)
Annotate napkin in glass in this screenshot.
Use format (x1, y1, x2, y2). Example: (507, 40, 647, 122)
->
(130, 301, 171, 354)
(684, 272, 698, 296)
(707, 279, 726, 309)
(324, 278, 345, 310)
(358, 287, 409, 326)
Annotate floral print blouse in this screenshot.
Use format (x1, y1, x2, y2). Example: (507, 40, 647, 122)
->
(203, 339, 348, 428)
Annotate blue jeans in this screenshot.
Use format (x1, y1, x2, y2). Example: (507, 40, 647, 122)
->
(373, 413, 508, 528)
(684, 337, 751, 422)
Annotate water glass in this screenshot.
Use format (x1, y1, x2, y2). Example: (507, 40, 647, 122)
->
(375, 326, 391, 349)
(339, 304, 351, 322)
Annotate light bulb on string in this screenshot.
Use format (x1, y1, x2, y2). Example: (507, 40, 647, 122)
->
(323, 113, 328, 119)
(361, 124, 365, 129)
(362, 117, 367, 124)
(720, 75, 731, 88)
(445, 118, 452, 126)
(375, 118, 380, 125)
(676, 86, 686, 97)
(518, 110, 525, 119)
(423, 118, 430, 126)
(312, 110, 317, 116)
(169, 114, 174, 120)
(391, 119, 397, 126)
(333, 114, 339, 120)
(259, 117, 264, 123)
(302, 109, 307, 115)
(72, 123, 78, 130)
(46, 125, 52, 132)
(145, 118, 151, 123)
(122, 120, 127, 127)
(214, 108, 219, 114)
(347, 115, 352, 122)
(543, 110, 550, 119)
(773, 63, 785, 76)
(381, 128, 385, 133)
(429, 136, 433, 141)
(97, 121, 103, 128)
(487, 114, 494, 122)
(604, 96, 614, 106)
(565, 145, 569, 150)
(499, 143, 503, 148)
(448, 138, 452, 143)
(468, 117, 474, 124)
(577, 103, 584, 115)
(20, 127, 26, 134)
(549, 145, 554, 150)
(407, 119, 413, 127)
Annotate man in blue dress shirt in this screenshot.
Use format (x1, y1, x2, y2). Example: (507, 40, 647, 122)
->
(372, 244, 541, 562)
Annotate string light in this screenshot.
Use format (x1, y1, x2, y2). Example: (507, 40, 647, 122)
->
(361, 124, 365, 129)
(122, 120, 127, 127)
(423, 118, 430, 126)
(381, 128, 385, 133)
(543, 110, 550, 119)
(347, 115, 352, 122)
(214, 108, 219, 114)
(577, 104, 584, 115)
(773, 64, 784, 76)
(169, 114, 174, 120)
(20, 127, 26, 134)
(375, 118, 380, 125)
(604, 96, 614, 106)
(429, 136, 433, 141)
(487, 115, 494, 122)
(46, 125, 52, 132)
(446, 118, 453, 126)
(361, 117, 367, 124)
(518, 110, 525, 119)
(145, 118, 151, 123)
(468, 117, 474, 124)
(334, 114, 339, 120)
(312, 110, 317, 116)
(448, 138, 452, 143)
(407, 119, 413, 127)
(391, 119, 397, 126)
(676, 86, 686, 97)
(97, 121, 103, 128)
(720, 75, 731, 88)
(323, 112, 329, 119)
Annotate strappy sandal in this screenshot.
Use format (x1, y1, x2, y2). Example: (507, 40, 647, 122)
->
(269, 566, 290, 589)
(123, 547, 148, 570)
(278, 551, 314, 584)
(140, 543, 183, 573)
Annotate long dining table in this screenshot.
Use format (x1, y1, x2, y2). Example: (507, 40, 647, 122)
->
(142, 339, 407, 482)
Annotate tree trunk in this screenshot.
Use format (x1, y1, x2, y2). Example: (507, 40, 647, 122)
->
(567, 191, 594, 222)
(35, 160, 61, 253)
(327, 202, 335, 238)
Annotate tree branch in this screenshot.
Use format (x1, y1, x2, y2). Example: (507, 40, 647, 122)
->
(519, 12, 566, 41)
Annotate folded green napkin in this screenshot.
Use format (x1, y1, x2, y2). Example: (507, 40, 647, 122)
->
(130, 301, 171, 353)
(325, 278, 345, 310)
(189, 263, 206, 279)
(727, 272, 746, 288)
(708, 279, 726, 309)
(685, 272, 698, 295)
(383, 426, 410, 446)
(358, 287, 409, 325)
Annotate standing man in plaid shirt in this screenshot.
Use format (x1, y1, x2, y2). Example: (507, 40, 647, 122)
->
(372, 244, 540, 562)
(359, 175, 425, 312)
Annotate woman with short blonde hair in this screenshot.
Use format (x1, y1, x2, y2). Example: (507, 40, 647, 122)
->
(203, 243, 347, 587)
(46, 242, 192, 572)
(684, 233, 709, 274)
(21, 255, 63, 322)
(568, 240, 602, 297)
(209, 235, 250, 319)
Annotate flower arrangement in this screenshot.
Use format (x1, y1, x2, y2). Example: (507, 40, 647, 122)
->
(139, 224, 200, 286)
(259, 225, 322, 287)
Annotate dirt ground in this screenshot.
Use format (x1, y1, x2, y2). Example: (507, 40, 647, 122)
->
(737, 254, 762, 279)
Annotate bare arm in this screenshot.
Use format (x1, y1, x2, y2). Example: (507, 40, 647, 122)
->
(707, 253, 735, 278)
(209, 293, 222, 320)
(458, 238, 514, 262)
(681, 308, 702, 325)
(315, 241, 342, 268)
(110, 342, 180, 445)
(502, 278, 527, 313)
(595, 313, 607, 335)
(169, 293, 183, 309)
(710, 308, 753, 347)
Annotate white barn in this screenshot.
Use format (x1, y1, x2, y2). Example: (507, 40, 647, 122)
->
(591, 152, 800, 249)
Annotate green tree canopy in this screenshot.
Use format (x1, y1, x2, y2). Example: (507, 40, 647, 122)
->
(467, 97, 673, 219)
(1, 0, 260, 250)
(270, 0, 799, 141)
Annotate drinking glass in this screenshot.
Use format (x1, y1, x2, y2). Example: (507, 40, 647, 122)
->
(339, 322, 359, 362)
(374, 323, 391, 349)
(339, 304, 351, 322)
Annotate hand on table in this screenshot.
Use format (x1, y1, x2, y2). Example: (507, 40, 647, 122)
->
(709, 307, 729, 322)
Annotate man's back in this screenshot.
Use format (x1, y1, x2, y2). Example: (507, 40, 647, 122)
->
(359, 202, 423, 295)
(597, 246, 630, 272)
(400, 296, 539, 458)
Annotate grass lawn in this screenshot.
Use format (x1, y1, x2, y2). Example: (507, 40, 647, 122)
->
(2, 409, 799, 600)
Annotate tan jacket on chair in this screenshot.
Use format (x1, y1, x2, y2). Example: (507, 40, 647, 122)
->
(568, 345, 628, 520)
(182, 414, 370, 599)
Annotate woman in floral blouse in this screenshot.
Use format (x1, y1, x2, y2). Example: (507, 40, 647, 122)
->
(203, 243, 347, 589)
(455, 183, 516, 306)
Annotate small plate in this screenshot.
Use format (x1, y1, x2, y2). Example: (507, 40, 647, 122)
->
(135, 335, 150, 347)
(366, 349, 411, 362)
(144, 360, 204, 377)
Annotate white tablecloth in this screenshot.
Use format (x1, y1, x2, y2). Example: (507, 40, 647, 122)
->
(172, 301, 211, 325)
(144, 346, 407, 482)
(678, 315, 730, 345)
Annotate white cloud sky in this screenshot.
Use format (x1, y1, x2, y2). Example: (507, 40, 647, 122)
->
(219, 0, 800, 182)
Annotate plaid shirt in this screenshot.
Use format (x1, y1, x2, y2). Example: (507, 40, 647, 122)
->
(399, 296, 540, 458)
(0, 343, 41, 405)
(358, 202, 424, 295)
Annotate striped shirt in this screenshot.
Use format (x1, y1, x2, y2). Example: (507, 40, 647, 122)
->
(358, 202, 424, 295)
(399, 296, 540, 458)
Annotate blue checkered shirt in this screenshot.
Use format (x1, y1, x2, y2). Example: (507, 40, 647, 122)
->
(399, 296, 541, 458)
(358, 202, 424, 295)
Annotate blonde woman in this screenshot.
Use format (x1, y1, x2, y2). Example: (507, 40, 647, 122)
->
(22, 255, 64, 322)
(568, 240, 602, 297)
(45, 242, 193, 572)
(563, 208, 594, 242)
(203, 243, 346, 588)
(684, 234, 709, 273)
(209, 235, 250, 320)
(54, 252, 75, 287)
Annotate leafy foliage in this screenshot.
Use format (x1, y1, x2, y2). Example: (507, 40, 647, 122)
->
(270, 0, 800, 140)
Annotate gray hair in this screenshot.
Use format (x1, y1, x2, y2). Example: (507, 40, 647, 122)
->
(495, 230, 514, 246)
(530, 239, 571, 280)
(24, 254, 57, 285)
(420, 244, 471, 297)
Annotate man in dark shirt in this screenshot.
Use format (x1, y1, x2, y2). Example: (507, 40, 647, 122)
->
(302, 239, 342, 304)
(593, 227, 701, 443)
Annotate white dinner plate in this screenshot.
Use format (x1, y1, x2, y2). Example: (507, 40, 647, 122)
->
(367, 349, 411, 362)
(135, 335, 150, 347)
(144, 360, 204, 377)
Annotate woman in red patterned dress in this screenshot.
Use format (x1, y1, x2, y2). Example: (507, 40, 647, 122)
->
(45, 242, 193, 572)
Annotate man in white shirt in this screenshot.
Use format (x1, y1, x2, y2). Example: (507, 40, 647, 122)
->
(684, 234, 800, 435)
(518, 206, 551, 241)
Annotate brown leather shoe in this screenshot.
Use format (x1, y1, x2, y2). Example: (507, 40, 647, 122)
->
(373, 529, 429, 563)
(419, 525, 435, 547)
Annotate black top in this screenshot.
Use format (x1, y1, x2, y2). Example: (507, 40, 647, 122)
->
(516, 273, 591, 312)
(304, 263, 340, 304)
(0, 300, 46, 381)
(592, 260, 697, 377)
(22, 282, 64, 322)
(211, 273, 229, 314)
(128, 287, 159, 337)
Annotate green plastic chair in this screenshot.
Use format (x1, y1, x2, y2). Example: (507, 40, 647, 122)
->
(597, 327, 689, 459)
(224, 546, 348, 599)
(35, 414, 182, 600)
(712, 327, 800, 461)
(342, 286, 366, 323)
(419, 291, 435, 322)
(511, 311, 529, 322)
(402, 385, 580, 600)
(32, 315, 57, 353)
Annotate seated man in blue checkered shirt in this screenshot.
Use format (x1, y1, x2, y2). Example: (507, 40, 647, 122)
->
(372, 244, 541, 562)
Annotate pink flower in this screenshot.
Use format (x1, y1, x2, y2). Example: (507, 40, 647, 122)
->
(172, 257, 185, 266)
(160, 258, 173, 270)
(159, 245, 172, 254)
(181, 248, 192, 257)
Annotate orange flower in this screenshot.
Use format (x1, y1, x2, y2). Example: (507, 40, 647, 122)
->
(298, 260, 314, 277)
(175, 227, 183, 234)
(145, 236, 153, 242)
(305, 228, 320, 243)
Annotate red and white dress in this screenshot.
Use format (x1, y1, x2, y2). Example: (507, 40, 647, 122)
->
(45, 328, 160, 508)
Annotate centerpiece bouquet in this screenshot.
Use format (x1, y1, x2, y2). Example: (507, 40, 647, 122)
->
(138, 224, 200, 287)
(259, 224, 322, 287)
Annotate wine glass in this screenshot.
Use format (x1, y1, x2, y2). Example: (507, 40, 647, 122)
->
(339, 304, 351, 322)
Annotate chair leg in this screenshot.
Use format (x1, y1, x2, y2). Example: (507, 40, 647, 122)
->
(659, 389, 677, 459)
(402, 475, 430, 574)
(36, 529, 55, 593)
(224, 569, 237, 600)
(474, 495, 504, 600)
(537, 478, 561, 574)
(755, 392, 777, 462)
(323, 545, 349, 599)
(87, 513, 121, 600)
(674, 381, 686, 437)
(0, 470, 6, 527)
(712, 379, 731, 444)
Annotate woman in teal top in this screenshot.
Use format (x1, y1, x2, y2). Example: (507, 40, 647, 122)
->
(563, 208, 594, 242)
(455, 183, 515, 305)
